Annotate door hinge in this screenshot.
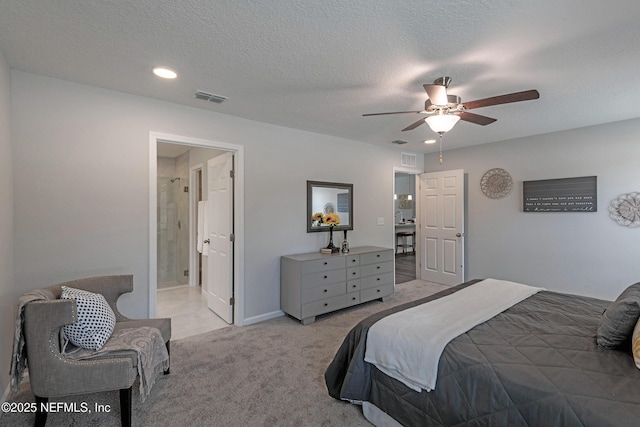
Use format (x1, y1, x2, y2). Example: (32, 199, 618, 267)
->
(230, 170, 235, 178)
(230, 233, 235, 242)
(230, 297, 235, 306)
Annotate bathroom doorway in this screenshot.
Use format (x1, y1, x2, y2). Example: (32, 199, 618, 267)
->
(149, 132, 246, 330)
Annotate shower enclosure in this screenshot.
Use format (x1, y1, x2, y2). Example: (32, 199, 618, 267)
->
(157, 155, 190, 289)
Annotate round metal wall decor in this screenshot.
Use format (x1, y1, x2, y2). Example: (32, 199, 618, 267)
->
(609, 192, 640, 228)
(480, 168, 513, 199)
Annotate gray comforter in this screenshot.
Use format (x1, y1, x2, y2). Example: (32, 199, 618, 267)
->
(325, 280, 640, 426)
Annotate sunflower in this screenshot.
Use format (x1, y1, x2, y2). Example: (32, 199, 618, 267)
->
(312, 212, 324, 222)
(323, 213, 341, 226)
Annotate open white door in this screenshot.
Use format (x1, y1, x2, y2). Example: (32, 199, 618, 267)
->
(418, 169, 464, 285)
(206, 152, 234, 323)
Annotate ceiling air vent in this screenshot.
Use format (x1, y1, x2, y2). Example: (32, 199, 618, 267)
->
(194, 90, 228, 104)
(401, 152, 417, 168)
(391, 140, 408, 145)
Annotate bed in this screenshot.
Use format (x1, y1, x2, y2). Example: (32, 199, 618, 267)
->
(325, 279, 640, 426)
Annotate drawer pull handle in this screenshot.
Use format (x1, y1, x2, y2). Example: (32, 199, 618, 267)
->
(352, 259, 356, 263)
(324, 275, 328, 279)
(377, 278, 380, 281)
(352, 284, 356, 288)
(324, 303, 328, 307)
(323, 289, 328, 293)
(352, 297, 357, 301)
(377, 289, 381, 293)
(376, 266, 380, 269)
(376, 254, 380, 257)
(352, 272, 356, 275)
(324, 262, 328, 265)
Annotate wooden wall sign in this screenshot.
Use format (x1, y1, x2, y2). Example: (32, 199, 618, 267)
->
(523, 176, 597, 212)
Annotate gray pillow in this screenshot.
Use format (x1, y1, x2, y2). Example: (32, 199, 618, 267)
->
(597, 282, 640, 349)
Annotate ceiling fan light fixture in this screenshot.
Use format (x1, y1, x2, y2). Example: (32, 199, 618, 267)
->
(425, 114, 460, 133)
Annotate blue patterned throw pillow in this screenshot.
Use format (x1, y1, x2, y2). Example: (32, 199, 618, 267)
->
(61, 286, 116, 350)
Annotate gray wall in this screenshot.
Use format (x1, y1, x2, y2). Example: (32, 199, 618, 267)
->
(0, 50, 13, 399)
(10, 71, 421, 324)
(424, 119, 640, 300)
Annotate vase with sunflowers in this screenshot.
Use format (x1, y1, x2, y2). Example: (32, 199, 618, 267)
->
(312, 212, 341, 252)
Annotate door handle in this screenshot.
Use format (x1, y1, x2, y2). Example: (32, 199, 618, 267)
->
(456, 233, 462, 238)
(204, 239, 210, 244)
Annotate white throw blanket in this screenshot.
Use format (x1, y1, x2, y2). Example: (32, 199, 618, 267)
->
(364, 279, 544, 392)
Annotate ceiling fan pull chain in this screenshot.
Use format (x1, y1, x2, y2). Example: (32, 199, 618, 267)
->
(439, 133, 444, 164)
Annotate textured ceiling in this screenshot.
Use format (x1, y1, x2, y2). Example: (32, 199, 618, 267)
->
(1, 0, 639, 153)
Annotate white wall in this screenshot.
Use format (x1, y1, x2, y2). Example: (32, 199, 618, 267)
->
(11, 71, 421, 323)
(424, 119, 640, 300)
(0, 49, 13, 400)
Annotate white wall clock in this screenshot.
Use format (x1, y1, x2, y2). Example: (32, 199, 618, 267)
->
(609, 192, 640, 228)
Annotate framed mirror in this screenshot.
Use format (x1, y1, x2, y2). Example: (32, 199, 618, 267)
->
(307, 180, 353, 232)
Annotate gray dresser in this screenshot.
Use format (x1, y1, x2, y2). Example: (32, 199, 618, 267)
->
(280, 246, 394, 324)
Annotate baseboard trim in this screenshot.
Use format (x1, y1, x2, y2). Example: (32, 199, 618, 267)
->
(242, 310, 284, 326)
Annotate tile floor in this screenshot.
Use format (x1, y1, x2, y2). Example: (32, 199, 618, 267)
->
(156, 285, 231, 340)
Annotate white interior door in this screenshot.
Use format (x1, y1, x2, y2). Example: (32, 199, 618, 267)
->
(206, 152, 234, 323)
(418, 169, 464, 285)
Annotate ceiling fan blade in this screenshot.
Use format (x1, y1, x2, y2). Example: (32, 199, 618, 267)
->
(463, 89, 539, 110)
(401, 118, 426, 131)
(423, 84, 449, 106)
(457, 112, 497, 126)
(362, 110, 423, 117)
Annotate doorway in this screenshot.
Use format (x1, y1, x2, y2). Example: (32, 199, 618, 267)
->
(393, 168, 420, 284)
(149, 132, 245, 327)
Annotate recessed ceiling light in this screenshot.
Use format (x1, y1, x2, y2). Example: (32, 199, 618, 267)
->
(152, 67, 177, 79)
(424, 139, 436, 144)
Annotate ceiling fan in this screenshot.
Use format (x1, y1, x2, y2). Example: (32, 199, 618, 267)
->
(363, 76, 539, 135)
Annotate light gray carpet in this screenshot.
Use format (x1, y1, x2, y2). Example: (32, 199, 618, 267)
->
(1, 280, 447, 427)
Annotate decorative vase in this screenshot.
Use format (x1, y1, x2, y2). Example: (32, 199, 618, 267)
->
(341, 230, 349, 254)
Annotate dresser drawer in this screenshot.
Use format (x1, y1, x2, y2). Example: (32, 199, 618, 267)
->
(360, 250, 393, 266)
(301, 256, 346, 274)
(302, 269, 345, 288)
(347, 267, 361, 280)
(360, 283, 394, 302)
(346, 255, 360, 267)
(302, 294, 347, 318)
(361, 272, 394, 289)
(301, 282, 345, 304)
(346, 291, 360, 305)
(361, 261, 393, 277)
(347, 279, 361, 292)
